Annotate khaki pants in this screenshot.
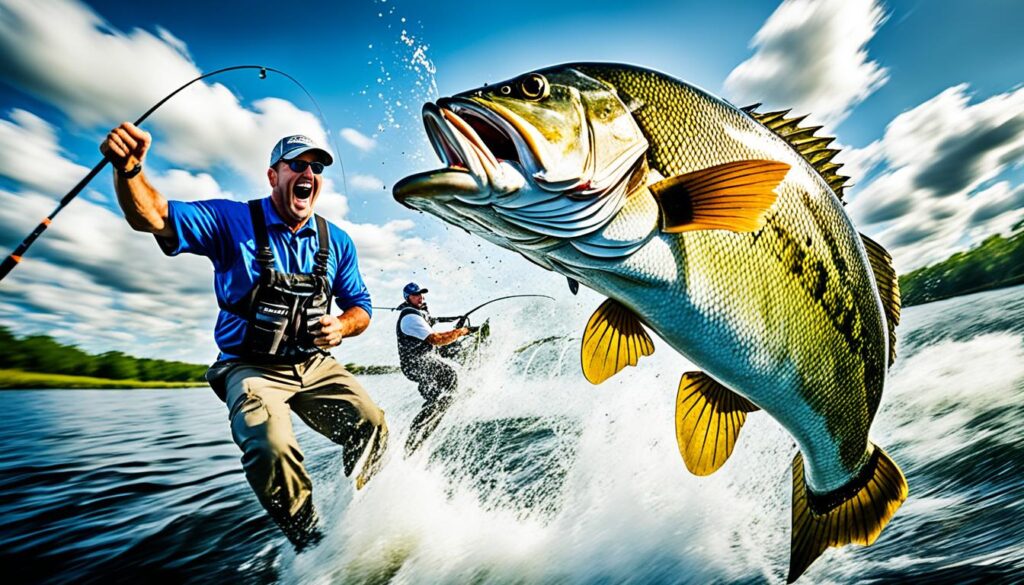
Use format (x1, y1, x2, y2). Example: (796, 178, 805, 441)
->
(209, 353, 388, 546)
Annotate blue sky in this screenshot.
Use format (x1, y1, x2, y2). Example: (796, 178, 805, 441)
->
(0, 0, 1021, 364)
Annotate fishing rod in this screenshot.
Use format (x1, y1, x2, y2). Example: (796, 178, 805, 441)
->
(0, 64, 344, 283)
(372, 293, 555, 325)
(456, 294, 555, 324)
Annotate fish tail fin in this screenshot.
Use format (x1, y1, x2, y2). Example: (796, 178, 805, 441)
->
(788, 445, 908, 583)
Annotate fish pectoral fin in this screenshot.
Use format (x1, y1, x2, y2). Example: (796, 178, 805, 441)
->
(788, 445, 908, 583)
(650, 159, 790, 233)
(674, 372, 759, 476)
(567, 277, 580, 295)
(861, 233, 901, 367)
(581, 298, 654, 384)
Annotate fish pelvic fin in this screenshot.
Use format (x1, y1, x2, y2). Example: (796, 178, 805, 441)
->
(674, 372, 759, 476)
(860, 233, 901, 367)
(788, 445, 908, 583)
(581, 298, 654, 384)
(650, 160, 790, 233)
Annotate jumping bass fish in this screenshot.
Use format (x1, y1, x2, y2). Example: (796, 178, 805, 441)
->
(394, 63, 907, 582)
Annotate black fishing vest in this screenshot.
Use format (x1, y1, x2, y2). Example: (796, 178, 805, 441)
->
(221, 199, 332, 363)
(395, 302, 436, 379)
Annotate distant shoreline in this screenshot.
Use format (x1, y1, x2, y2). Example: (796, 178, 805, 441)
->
(0, 369, 206, 390)
(0, 365, 401, 390)
(898, 226, 1024, 307)
(901, 277, 1024, 308)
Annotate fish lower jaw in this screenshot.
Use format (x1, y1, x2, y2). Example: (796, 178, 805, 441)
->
(392, 168, 484, 205)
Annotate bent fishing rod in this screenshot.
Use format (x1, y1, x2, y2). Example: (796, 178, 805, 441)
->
(0, 65, 342, 283)
(373, 294, 556, 324)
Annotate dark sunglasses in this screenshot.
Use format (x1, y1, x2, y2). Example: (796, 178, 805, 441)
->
(286, 160, 325, 175)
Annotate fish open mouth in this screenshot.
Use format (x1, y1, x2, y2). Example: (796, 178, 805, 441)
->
(393, 100, 531, 206)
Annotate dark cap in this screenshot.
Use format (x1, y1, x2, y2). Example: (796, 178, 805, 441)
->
(269, 134, 334, 167)
(403, 282, 428, 297)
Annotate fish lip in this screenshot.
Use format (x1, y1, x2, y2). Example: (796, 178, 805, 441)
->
(393, 101, 493, 205)
(394, 99, 534, 206)
(393, 167, 480, 207)
(440, 97, 538, 177)
(423, 101, 478, 174)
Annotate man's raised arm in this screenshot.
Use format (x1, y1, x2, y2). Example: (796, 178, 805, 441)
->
(100, 122, 172, 238)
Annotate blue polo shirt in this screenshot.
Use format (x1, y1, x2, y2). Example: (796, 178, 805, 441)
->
(157, 197, 372, 359)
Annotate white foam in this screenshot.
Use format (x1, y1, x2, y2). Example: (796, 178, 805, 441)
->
(875, 332, 1024, 462)
(286, 299, 1024, 583)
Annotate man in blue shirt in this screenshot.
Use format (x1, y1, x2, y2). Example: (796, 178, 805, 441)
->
(101, 122, 388, 551)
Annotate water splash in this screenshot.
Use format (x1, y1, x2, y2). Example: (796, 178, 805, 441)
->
(363, 0, 439, 164)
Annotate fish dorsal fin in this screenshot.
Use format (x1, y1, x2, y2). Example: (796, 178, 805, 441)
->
(650, 160, 790, 233)
(581, 298, 654, 384)
(675, 372, 759, 476)
(742, 104, 852, 201)
(860, 233, 901, 366)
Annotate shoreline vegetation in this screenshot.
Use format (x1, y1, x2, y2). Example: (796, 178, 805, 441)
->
(900, 221, 1024, 307)
(0, 326, 398, 390)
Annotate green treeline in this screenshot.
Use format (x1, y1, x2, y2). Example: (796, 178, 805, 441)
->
(900, 221, 1024, 306)
(0, 325, 401, 386)
(0, 326, 207, 382)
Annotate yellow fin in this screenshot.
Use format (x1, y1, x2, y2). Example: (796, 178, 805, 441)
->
(674, 372, 759, 476)
(650, 160, 790, 233)
(788, 446, 908, 583)
(861, 233, 901, 366)
(581, 298, 654, 384)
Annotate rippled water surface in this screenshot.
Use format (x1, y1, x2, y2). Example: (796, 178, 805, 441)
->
(2, 286, 1023, 584)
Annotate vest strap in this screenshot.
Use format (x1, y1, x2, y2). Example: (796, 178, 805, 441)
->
(248, 199, 275, 270)
(314, 214, 329, 276)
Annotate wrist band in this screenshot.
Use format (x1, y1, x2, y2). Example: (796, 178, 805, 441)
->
(117, 163, 142, 179)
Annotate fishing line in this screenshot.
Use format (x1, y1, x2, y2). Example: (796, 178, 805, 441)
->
(0, 64, 346, 283)
(373, 294, 555, 322)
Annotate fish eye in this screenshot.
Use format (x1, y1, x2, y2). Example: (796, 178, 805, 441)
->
(519, 73, 549, 100)
(499, 85, 512, 96)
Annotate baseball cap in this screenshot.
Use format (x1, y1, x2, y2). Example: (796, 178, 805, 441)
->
(403, 282, 428, 297)
(269, 134, 334, 167)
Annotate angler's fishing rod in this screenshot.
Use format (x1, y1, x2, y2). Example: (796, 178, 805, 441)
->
(457, 294, 554, 322)
(373, 294, 555, 322)
(0, 65, 343, 283)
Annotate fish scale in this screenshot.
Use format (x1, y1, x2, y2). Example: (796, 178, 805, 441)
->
(394, 62, 906, 582)
(564, 65, 887, 489)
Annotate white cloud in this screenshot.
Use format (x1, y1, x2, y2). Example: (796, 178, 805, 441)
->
(340, 219, 424, 273)
(832, 138, 884, 186)
(148, 169, 238, 202)
(0, 0, 328, 188)
(724, 0, 888, 128)
(349, 173, 386, 192)
(340, 128, 377, 152)
(154, 25, 191, 60)
(849, 84, 1024, 270)
(0, 109, 90, 195)
(0, 186, 220, 362)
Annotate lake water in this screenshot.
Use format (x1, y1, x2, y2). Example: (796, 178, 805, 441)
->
(2, 286, 1023, 584)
